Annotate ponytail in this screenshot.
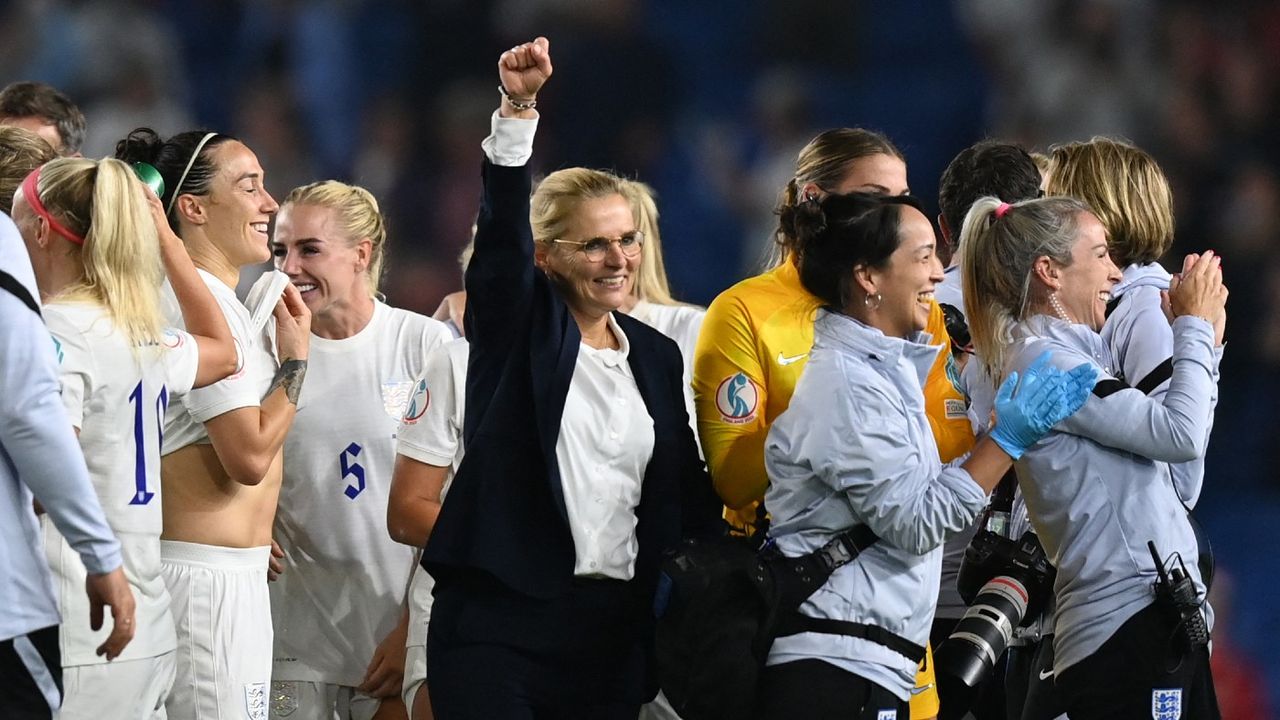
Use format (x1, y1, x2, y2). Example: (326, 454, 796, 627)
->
(39, 157, 164, 346)
(959, 195, 1088, 379)
(792, 192, 922, 311)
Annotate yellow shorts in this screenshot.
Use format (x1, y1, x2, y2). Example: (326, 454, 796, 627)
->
(909, 643, 939, 719)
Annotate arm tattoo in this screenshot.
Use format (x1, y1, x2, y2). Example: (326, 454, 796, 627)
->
(269, 359, 307, 405)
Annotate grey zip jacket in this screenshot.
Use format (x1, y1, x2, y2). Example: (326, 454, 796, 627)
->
(765, 310, 988, 701)
(1009, 314, 1219, 674)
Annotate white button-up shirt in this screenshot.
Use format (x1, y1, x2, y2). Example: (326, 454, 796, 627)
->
(555, 313, 655, 579)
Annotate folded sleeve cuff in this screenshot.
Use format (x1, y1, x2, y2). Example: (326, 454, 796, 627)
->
(481, 111, 538, 167)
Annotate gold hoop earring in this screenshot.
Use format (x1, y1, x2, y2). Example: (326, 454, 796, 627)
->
(864, 292, 882, 310)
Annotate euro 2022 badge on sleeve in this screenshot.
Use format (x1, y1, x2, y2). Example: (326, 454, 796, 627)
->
(401, 378, 431, 426)
(1152, 688, 1182, 720)
(715, 372, 759, 424)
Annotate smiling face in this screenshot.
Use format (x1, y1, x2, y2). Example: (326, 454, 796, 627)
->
(862, 206, 943, 338)
(271, 202, 371, 328)
(1053, 211, 1122, 331)
(537, 194, 639, 320)
(198, 141, 278, 267)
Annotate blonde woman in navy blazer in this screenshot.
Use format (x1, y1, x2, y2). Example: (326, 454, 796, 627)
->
(421, 38, 718, 719)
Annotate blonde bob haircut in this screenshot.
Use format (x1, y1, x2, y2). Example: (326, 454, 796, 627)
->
(0, 125, 57, 214)
(959, 195, 1091, 380)
(530, 166, 631, 247)
(282, 180, 388, 296)
(1045, 137, 1174, 268)
(531, 170, 698, 307)
(33, 157, 165, 347)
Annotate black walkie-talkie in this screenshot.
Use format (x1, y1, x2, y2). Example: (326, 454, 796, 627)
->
(1147, 540, 1209, 651)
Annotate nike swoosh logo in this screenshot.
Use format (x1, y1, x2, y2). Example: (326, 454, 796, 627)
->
(1039, 669, 1054, 680)
(777, 352, 808, 366)
(910, 683, 934, 696)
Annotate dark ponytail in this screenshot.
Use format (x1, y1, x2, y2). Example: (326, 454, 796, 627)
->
(794, 192, 924, 310)
(114, 127, 237, 229)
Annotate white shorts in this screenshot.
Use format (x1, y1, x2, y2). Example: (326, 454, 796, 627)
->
(268, 681, 381, 720)
(161, 541, 273, 720)
(401, 643, 426, 711)
(60, 651, 176, 720)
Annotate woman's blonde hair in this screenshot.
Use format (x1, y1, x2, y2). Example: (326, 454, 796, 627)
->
(621, 179, 687, 306)
(960, 196, 1090, 379)
(1029, 151, 1052, 179)
(1045, 137, 1173, 268)
(34, 157, 164, 346)
(282, 180, 388, 296)
(530, 167, 631, 246)
(0, 126, 57, 214)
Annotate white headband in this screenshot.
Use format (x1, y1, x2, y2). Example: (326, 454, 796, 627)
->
(165, 132, 219, 215)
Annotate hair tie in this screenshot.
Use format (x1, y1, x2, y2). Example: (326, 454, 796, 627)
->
(20, 166, 85, 245)
(995, 202, 1012, 219)
(166, 132, 218, 216)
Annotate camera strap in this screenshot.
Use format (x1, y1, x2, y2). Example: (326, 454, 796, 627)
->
(774, 614, 928, 663)
(762, 524, 927, 663)
(0, 269, 40, 317)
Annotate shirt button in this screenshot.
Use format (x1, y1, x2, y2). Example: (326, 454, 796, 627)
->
(618, 397, 627, 405)
(610, 431, 619, 440)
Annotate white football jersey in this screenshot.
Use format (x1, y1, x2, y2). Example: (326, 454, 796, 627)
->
(398, 338, 469, 648)
(161, 269, 277, 453)
(42, 301, 199, 665)
(625, 301, 705, 442)
(270, 302, 450, 685)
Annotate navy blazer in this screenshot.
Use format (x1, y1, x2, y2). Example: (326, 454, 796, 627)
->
(422, 158, 719, 606)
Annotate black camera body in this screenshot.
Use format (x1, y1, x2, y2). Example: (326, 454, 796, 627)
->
(955, 528, 1056, 624)
(936, 471, 1057, 693)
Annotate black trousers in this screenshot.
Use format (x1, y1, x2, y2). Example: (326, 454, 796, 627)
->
(428, 575, 647, 720)
(1005, 635, 1066, 720)
(1054, 603, 1220, 720)
(753, 658, 910, 720)
(0, 625, 62, 720)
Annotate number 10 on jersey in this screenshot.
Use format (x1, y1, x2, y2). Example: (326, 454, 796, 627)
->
(128, 381, 168, 506)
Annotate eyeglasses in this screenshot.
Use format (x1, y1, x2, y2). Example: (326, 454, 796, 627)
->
(550, 231, 645, 262)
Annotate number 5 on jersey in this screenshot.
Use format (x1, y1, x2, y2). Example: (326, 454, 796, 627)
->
(340, 442, 365, 500)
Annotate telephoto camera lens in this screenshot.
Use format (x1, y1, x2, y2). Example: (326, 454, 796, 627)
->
(935, 574, 1029, 689)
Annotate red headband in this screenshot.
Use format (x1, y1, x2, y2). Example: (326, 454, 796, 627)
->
(20, 166, 85, 245)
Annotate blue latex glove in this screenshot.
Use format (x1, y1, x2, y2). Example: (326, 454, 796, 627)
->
(990, 351, 1098, 459)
